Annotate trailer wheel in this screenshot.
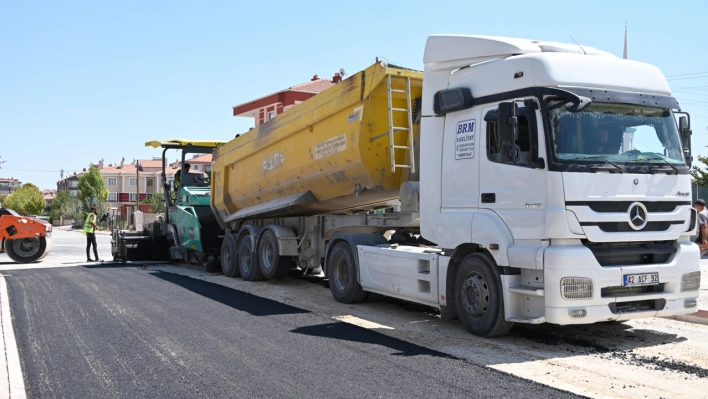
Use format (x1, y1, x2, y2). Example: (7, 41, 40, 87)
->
(238, 235, 263, 281)
(258, 230, 291, 280)
(220, 234, 240, 278)
(327, 241, 367, 303)
(6, 236, 47, 264)
(455, 253, 513, 337)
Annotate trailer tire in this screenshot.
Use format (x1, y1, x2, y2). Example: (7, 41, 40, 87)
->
(220, 234, 240, 277)
(327, 241, 367, 304)
(238, 235, 263, 281)
(258, 230, 291, 280)
(455, 253, 513, 337)
(6, 236, 47, 264)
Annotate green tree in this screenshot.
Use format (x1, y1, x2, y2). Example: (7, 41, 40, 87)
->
(49, 190, 79, 223)
(3, 183, 45, 215)
(143, 192, 165, 214)
(78, 165, 109, 212)
(690, 156, 708, 186)
(0, 194, 7, 207)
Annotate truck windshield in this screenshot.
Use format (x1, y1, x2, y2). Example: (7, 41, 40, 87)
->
(546, 101, 685, 166)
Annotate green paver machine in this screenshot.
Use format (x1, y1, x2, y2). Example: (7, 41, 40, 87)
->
(110, 139, 226, 270)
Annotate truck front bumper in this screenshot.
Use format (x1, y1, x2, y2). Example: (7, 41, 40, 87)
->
(542, 240, 700, 325)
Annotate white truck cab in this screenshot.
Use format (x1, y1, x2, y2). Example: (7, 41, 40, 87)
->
(363, 35, 700, 337)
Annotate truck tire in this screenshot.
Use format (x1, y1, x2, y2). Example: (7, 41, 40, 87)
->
(258, 230, 291, 280)
(220, 234, 240, 277)
(5, 236, 47, 263)
(238, 235, 263, 281)
(327, 241, 367, 304)
(454, 253, 513, 337)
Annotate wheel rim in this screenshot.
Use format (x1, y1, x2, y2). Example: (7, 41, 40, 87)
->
(13, 237, 40, 258)
(262, 240, 274, 271)
(332, 256, 349, 291)
(223, 246, 232, 269)
(240, 243, 251, 273)
(460, 272, 489, 319)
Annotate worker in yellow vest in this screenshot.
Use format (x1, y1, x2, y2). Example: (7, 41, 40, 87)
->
(83, 207, 101, 262)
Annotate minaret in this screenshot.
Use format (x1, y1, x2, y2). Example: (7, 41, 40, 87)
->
(623, 23, 629, 59)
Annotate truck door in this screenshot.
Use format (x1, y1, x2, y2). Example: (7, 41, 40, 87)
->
(478, 104, 547, 239)
(441, 108, 481, 209)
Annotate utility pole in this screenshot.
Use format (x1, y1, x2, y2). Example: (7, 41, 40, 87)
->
(136, 160, 142, 208)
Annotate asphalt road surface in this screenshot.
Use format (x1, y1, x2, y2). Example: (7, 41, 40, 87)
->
(1, 230, 579, 398)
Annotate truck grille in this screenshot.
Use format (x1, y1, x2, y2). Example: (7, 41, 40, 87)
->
(580, 221, 683, 233)
(601, 284, 665, 298)
(583, 241, 675, 266)
(608, 299, 666, 314)
(566, 201, 689, 213)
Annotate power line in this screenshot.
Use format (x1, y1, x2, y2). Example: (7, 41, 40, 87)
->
(665, 71, 708, 78)
(667, 75, 708, 82)
(0, 168, 82, 173)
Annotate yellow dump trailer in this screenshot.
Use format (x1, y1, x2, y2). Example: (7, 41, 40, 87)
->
(212, 62, 423, 224)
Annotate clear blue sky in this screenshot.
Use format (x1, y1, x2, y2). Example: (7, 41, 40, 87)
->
(1, 0, 707, 190)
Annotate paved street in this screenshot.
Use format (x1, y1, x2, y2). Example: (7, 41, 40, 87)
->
(1, 228, 708, 398)
(0, 229, 579, 398)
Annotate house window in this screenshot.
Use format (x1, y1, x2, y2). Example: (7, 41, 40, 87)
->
(108, 178, 117, 186)
(130, 193, 137, 201)
(146, 194, 153, 200)
(108, 193, 117, 201)
(147, 178, 154, 187)
(268, 110, 276, 120)
(130, 178, 137, 186)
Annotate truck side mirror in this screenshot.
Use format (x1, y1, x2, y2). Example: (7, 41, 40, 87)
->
(679, 116, 693, 167)
(498, 102, 518, 144)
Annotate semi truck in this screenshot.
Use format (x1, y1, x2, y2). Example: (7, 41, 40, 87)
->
(128, 35, 702, 337)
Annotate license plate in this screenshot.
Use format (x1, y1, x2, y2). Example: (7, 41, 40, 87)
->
(623, 272, 659, 287)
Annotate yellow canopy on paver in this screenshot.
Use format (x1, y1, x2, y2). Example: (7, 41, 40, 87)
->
(145, 139, 227, 149)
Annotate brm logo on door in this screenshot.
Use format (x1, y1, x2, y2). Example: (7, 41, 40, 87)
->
(455, 119, 475, 160)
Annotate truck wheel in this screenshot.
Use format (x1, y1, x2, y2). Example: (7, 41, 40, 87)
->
(455, 253, 513, 337)
(220, 234, 240, 277)
(238, 235, 263, 281)
(327, 241, 367, 303)
(6, 236, 47, 263)
(258, 230, 291, 280)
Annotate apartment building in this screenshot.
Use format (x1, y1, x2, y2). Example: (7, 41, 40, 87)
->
(0, 177, 21, 195)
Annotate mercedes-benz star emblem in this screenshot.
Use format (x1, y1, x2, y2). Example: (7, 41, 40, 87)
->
(627, 202, 648, 230)
(633, 178, 639, 185)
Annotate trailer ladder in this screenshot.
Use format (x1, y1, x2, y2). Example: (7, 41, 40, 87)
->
(387, 75, 415, 173)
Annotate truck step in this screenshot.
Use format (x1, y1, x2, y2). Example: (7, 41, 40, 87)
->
(507, 316, 546, 324)
(508, 286, 545, 297)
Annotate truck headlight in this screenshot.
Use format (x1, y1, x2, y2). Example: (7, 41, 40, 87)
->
(561, 277, 593, 299)
(681, 271, 701, 292)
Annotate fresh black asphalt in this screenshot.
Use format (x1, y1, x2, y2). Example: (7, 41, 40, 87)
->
(6, 261, 584, 398)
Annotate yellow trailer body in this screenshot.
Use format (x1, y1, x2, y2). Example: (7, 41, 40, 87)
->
(212, 62, 423, 223)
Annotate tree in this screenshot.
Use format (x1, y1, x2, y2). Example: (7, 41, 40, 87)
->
(143, 192, 165, 214)
(690, 156, 708, 187)
(49, 190, 79, 223)
(0, 194, 7, 207)
(3, 183, 45, 215)
(78, 165, 109, 212)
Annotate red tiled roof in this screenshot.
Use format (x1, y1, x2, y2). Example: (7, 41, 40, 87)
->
(138, 159, 163, 168)
(188, 154, 212, 163)
(100, 163, 160, 175)
(289, 79, 335, 93)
